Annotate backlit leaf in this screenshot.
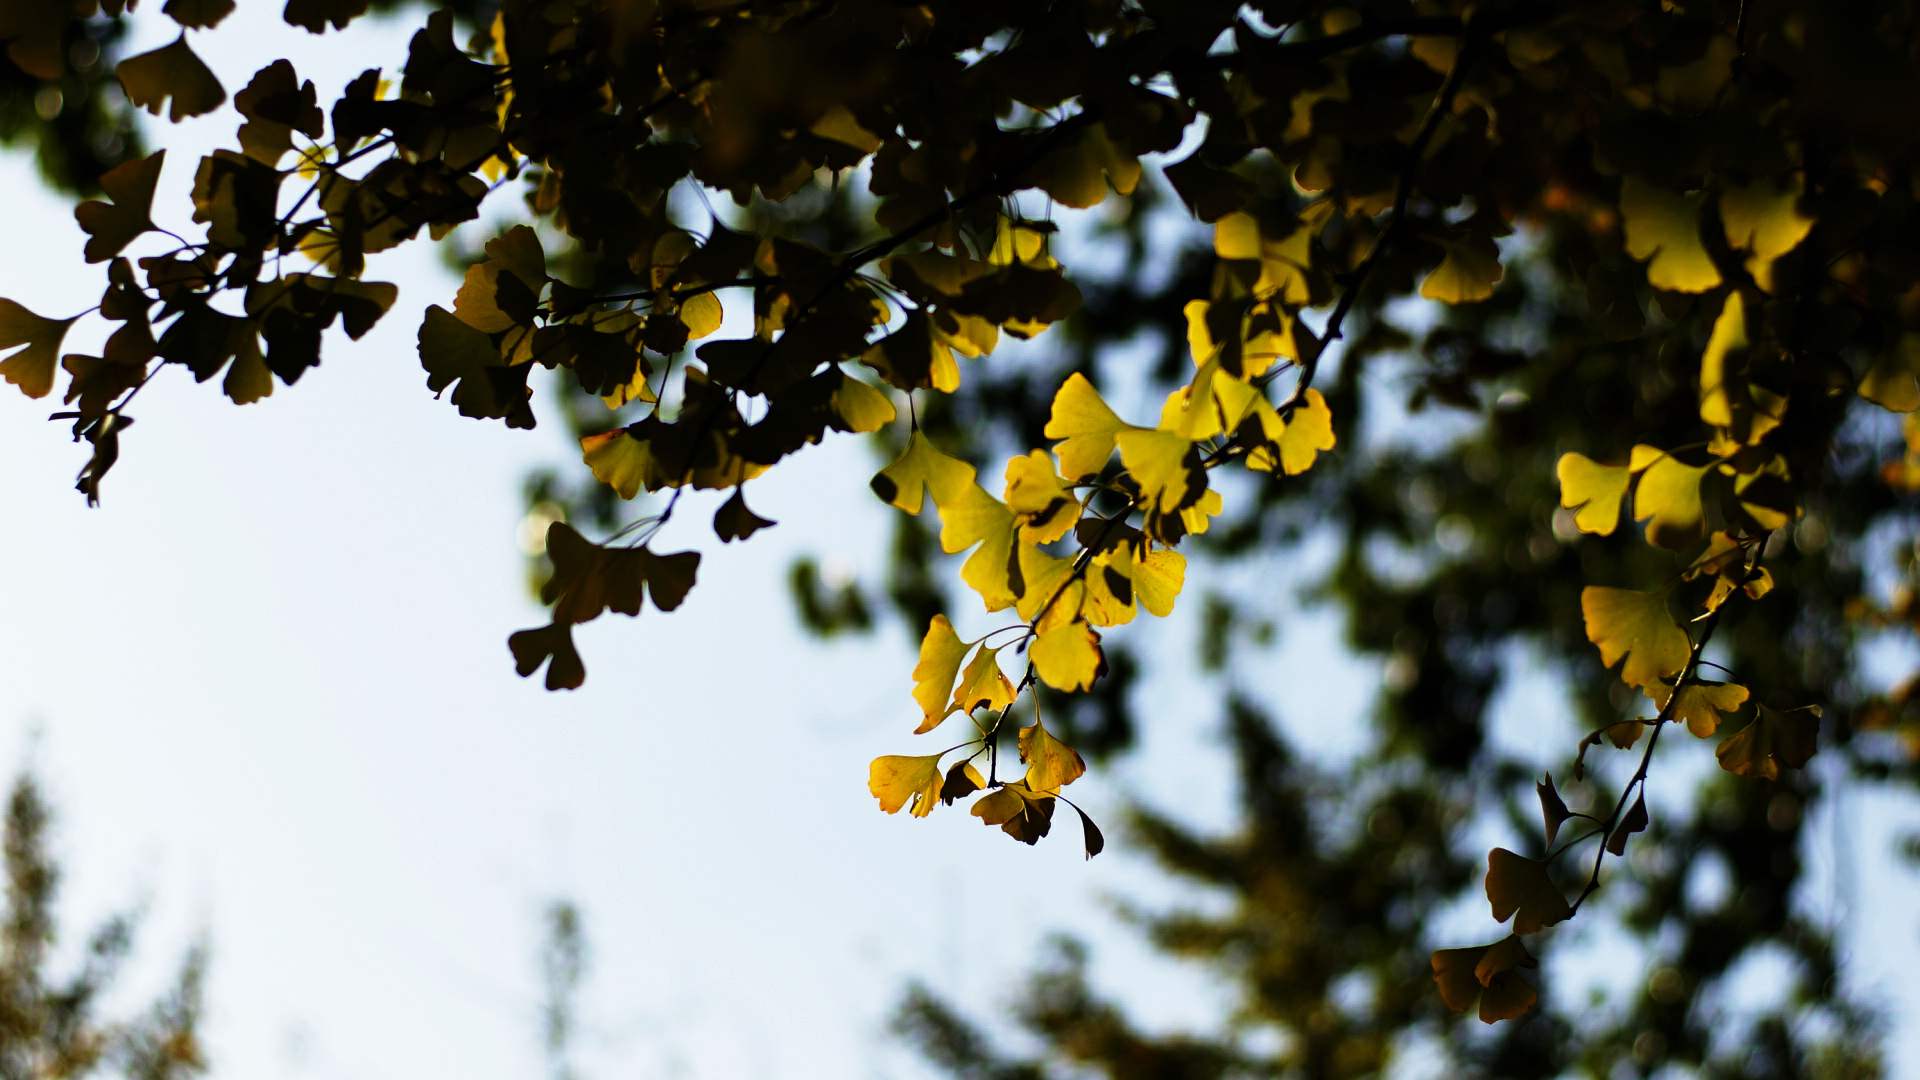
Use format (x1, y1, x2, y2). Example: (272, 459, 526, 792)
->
(1632, 449, 1710, 549)
(1859, 335, 1920, 413)
(1018, 717, 1086, 791)
(1044, 372, 1126, 479)
(871, 430, 974, 514)
(119, 34, 227, 123)
(1537, 774, 1569, 847)
(1661, 680, 1749, 737)
(939, 760, 985, 805)
(950, 645, 1014, 717)
(74, 152, 165, 263)
(1485, 847, 1571, 934)
(1619, 177, 1721, 293)
(970, 782, 1055, 844)
(1720, 179, 1813, 291)
(1420, 232, 1504, 304)
(1031, 621, 1103, 693)
(869, 754, 944, 817)
(0, 300, 75, 400)
(1605, 793, 1647, 856)
(1277, 388, 1335, 475)
(1716, 704, 1820, 780)
(1003, 450, 1081, 544)
(1582, 586, 1690, 691)
(911, 615, 968, 733)
(1556, 453, 1631, 535)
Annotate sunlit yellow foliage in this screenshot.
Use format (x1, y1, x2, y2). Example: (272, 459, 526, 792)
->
(1619, 177, 1721, 293)
(1581, 586, 1689, 692)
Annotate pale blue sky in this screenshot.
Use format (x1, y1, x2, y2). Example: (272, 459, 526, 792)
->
(0, 6, 1915, 1078)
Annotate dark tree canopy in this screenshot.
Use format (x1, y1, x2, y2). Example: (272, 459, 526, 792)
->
(2, 0, 1918, 1063)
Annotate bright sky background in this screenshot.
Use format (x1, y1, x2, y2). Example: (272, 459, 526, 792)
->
(0, 6, 1915, 1078)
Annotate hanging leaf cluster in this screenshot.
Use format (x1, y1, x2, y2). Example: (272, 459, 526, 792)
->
(6, 0, 1920, 1025)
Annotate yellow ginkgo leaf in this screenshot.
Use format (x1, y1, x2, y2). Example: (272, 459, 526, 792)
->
(581, 429, 650, 500)
(1081, 550, 1138, 628)
(1419, 233, 1504, 304)
(1858, 334, 1920, 413)
(911, 616, 969, 733)
(1720, 179, 1813, 292)
(1045, 372, 1126, 478)
(1556, 452, 1631, 535)
(1632, 449, 1711, 548)
(830, 375, 896, 432)
(1116, 428, 1204, 514)
(1715, 704, 1820, 780)
(1214, 211, 1314, 305)
(951, 644, 1015, 717)
(1131, 547, 1186, 617)
(1484, 848, 1571, 934)
(678, 291, 723, 339)
(1018, 718, 1086, 792)
(1660, 679, 1749, 738)
(1278, 387, 1336, 475)
(1698, 292, 1785, 443)
(1032, 620, 1103, 692)
(939, 483, 1021, 611)
(1003, 450, 1081, 544)
(1016, 544, 1083, 630)
(1619, 177, 1722, 293)
(871, 430, 975, 514)
(1433, 936, 1539, 1024)
(869, 754, 944, 817)
(1582, 586, 1690, 691)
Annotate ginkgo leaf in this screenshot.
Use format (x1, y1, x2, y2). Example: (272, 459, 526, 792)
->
(1057, 802, 1103, 859)
(1214, 211, 1314, 305)
(0, 300, 75, 400)
(1716, 704, 1820, 780)
(1556, 452, 1631, 535)
(507, 622, 586, 691)
(871, 430, 974, 514)
(713, 488, 775, 542)
(74, 152, 165, 263)
(911, 616, 969, 733)
(118, 34, 227, 123)
(869, 754, 944, 817)
(1537, 774, 1570, 847)
(234, 59, 324, 165)
(679, 292, 723, 339)
(1720, 179, 1813, 291)
(1605, 792, 1648, 856)
(1433, 935, 1539, 1024)
(1018, 717, 1086, 791)
(1632, 450, 1711, 549)
(284, 0, 371, 31)
(951, 645, 1014, 717)
(1582, 586, 1690, 691)
(1420, 233, 1504, 304)
(939, 484, 1021, 611)
(830, 376, 896, 432)
(1485, 848, 1571, 934)
(939, 760, 986, 805)
(970, 782, 1055, 845)
(1016, 545, 1083, 631)
(163, 0, 236, 28)
(1661, 680, 1749, 737)
(581, 430, 649, 500)
(1619, 177, 1722, 293)
(1131, 547, 1185, 617)
(1031, 621, 1103, 692)
(1116, 428, 1204, 514)
(1277, 388, 1335, 475)
(1698, 292, 1785, 444)
(1003, 450, 1081, 544)
(1858, 335, 1920, 413)
(1045, 372, 1126, 479)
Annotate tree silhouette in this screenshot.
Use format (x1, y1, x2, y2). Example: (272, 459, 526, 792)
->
(0, 767, 206, 1079)
(1, 0, 1917, 1048)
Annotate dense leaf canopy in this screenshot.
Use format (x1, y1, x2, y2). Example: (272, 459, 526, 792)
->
(3, 0, 1919, 1065)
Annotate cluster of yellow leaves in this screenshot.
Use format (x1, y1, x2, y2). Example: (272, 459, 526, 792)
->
(1618, 176, 1812, 295)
